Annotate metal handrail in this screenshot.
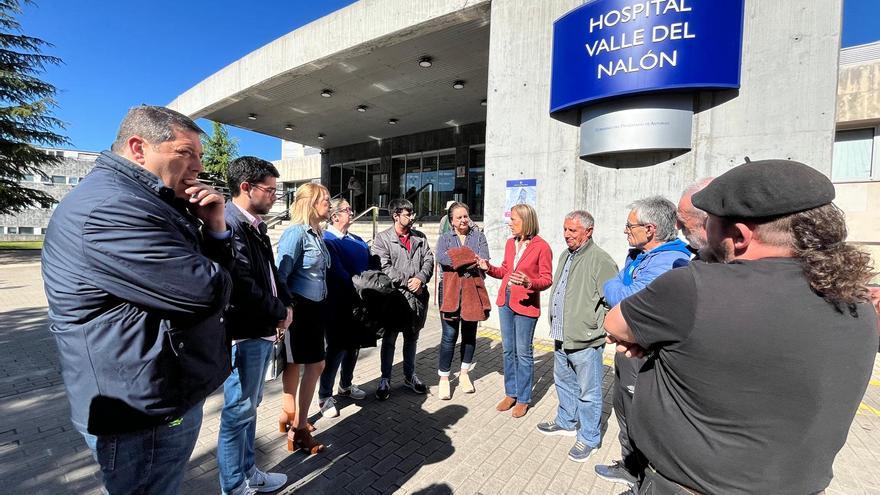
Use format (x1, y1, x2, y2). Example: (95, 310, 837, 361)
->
(351, 205, 381, 241)
(262, 189, 296, 229)
(405, 182, 434, 202)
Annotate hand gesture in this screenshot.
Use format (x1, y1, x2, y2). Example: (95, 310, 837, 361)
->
(509, 271, 531, 288)
(476, 258, 489, 271)
(407, 277, 423, 293)
(184, 179, 226, 234)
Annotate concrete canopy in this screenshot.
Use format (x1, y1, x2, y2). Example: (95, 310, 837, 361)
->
(168, 0, 490, 150)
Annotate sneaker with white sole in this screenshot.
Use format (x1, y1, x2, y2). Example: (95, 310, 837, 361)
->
(568, 441, 597, 462)
(228, 482, 256, 495)
(319, 396, 339, 418)
(246, 467, 287, 493)
(594, 460, 638, 487)
(404, 373, 428, 394)
(536, 420, 577, 437)
(338, 384, 366, 400)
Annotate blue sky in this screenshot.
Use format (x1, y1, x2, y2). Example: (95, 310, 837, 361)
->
(21, 0, 880, 161)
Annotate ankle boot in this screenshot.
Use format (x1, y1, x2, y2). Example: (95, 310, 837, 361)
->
(459, 372, 475, 393)
(439, 379, 451, 400)
(295, 428, 325, 455)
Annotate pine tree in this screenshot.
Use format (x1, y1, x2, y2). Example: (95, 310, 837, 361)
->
(200, 121, 238, 181)
(0, 0, 68, 215)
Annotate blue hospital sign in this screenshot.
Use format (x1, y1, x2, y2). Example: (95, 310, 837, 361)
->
(550, 0, 745, 116)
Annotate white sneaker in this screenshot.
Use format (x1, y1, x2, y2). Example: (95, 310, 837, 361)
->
(339, 384, 366, 400)
(228, 481, 257, 495)
(247, 467, 287, 493)
(319, 396, 339, 418)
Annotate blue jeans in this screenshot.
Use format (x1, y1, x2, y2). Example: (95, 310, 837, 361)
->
(319, 345, 359, 399)
(380, 329, 419, 380)
(553, 345, 605, 448)
(84, 400, 204, 495)
(438, 318, 477, 375)
(218, 339, 273, 494)
(497, 293, 538, 404)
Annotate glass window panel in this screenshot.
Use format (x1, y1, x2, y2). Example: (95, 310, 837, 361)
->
(391, 156, 406, 203)
(18, 227, 34, 235)
(468, 147, 486, 217)
(420, 154, 438, 217)
(832, 129, 874, 181)
(52, 175, 66, 184)
(437, 151, 458, 213)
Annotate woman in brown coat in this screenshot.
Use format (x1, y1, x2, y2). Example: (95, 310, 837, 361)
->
(435, 202, 491, 399)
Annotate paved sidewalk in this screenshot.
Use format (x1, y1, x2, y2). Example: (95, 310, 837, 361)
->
(2, 254, 879, 494)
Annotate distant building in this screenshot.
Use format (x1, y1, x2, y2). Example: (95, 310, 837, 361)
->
(0, 148, 98, 241)
(833, 41, 880, 274)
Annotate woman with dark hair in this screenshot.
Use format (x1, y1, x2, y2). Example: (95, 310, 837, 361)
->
(435, 202, 491, 399)
(477, 203, 553, 418)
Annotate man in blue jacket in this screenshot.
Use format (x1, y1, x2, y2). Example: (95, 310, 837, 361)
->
(595, 196, 690, 488)
(42, 105, 234, 495)
(218, 156, 293, 495)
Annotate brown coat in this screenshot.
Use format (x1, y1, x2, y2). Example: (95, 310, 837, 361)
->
(440, 246, 491, 321)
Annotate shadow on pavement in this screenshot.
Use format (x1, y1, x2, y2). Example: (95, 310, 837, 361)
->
(0, 306, 103, 495)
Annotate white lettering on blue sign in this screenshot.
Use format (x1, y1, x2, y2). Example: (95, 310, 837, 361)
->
(597, 50, 678, 79)
(589, 0, 692, 33)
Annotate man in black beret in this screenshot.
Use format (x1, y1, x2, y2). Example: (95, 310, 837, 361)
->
(602, 159, 878, 494)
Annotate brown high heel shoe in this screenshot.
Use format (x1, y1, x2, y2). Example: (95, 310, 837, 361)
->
(293, 428, 325, 455)
(278, 410, 316, 433)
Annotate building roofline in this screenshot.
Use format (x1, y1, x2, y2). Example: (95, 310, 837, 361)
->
(167, 0, 489, 119)
(840, 40, 880, 66)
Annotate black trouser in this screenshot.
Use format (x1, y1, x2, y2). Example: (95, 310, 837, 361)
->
(637, 466, 701, 495)
(613, 351, 648, 476)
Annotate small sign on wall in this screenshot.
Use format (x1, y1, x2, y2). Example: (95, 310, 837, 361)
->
(505, 179, 537, 221)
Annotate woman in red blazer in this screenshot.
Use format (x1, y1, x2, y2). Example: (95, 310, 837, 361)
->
(477, 203, 553, 418)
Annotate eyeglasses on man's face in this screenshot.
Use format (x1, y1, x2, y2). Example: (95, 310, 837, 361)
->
(624, 222, 650, 232)
(248, 183, 278, 195)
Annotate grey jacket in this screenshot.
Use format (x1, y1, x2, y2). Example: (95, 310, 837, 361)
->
(371, 226, 434, 332)
(548, 239, 619, 350)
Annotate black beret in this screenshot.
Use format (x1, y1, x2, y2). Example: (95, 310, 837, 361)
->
(691, 159, 835, 218)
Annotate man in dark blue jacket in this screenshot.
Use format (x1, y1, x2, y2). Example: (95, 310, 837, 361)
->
(42, 105, 233, 495)
(218, 156, 292, 495)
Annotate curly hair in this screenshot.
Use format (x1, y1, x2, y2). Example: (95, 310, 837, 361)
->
(754, 204, 875, 312)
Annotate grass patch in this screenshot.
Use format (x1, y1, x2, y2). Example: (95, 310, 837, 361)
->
(0, 240, 43, 250)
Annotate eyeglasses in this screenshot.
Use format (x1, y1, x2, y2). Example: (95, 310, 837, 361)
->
(248, 183, 278, 195)
(336, 207, 353, 214)
(624, 222, 650, 232)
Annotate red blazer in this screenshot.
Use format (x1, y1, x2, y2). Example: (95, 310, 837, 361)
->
(486, 235, 553, 318)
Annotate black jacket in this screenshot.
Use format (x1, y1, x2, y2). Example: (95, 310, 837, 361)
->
(42, 151, 233, 435)
(224, 201, 292, 339)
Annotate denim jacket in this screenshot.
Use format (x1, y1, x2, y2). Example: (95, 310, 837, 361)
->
(276, 223, 330, 302)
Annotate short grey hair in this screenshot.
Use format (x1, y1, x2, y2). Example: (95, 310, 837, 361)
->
(681, 177, 714, 219)
(111, 105, 204, 152)
(629, 196, 678, 242)
(565, 210, 594, 229)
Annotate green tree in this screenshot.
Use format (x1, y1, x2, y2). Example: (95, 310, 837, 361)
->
(0, 0, 68, 215)
(200, 121, 237, 180)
